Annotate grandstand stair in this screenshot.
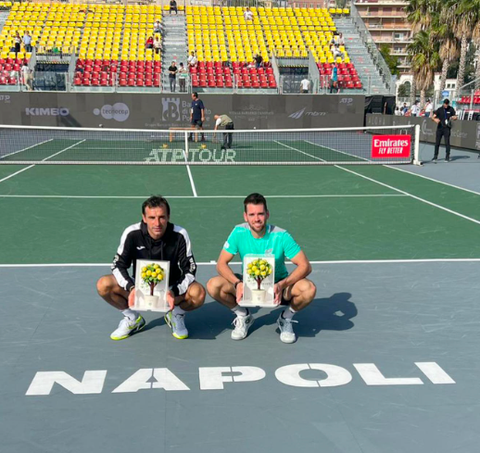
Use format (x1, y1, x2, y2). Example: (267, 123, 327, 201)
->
(0, 10, 9, 32)
(161, 14, 187, 92)
(334, 16, 387, 94)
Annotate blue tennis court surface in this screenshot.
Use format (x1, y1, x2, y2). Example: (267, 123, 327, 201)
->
(1, 149, 480, 453)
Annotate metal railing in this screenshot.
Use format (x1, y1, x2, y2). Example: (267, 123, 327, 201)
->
(350, 2, 394, 94)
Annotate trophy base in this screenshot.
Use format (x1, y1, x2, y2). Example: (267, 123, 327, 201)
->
(251, 289, 266, 304)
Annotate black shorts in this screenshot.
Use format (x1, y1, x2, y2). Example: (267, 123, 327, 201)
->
(191, 119, 203, 128)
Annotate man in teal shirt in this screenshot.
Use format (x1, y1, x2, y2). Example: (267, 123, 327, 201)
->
(207, 193, 316, 343)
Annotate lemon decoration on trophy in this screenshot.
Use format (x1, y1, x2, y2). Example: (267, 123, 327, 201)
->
(246, 258, 273, 304)
(141, 263, 165, 309)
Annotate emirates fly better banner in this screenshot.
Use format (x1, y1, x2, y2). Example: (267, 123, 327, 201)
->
(371, 135, 411, 158)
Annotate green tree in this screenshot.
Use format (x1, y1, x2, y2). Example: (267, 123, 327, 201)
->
(398, 82, 411, 97)
(379, 44, 400, 77)
(443, 0, 480, 91)
(407, 30, 441, 105)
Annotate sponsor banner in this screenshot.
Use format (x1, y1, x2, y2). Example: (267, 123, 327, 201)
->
(0, 93, 365, 130)
(371, 135, 411, 158)
(366, 114, 480, 153)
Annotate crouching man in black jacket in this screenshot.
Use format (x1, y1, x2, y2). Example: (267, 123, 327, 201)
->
(97, 195, 205, 340)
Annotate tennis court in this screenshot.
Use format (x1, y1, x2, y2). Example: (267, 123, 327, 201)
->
(1, 128, 480, 453)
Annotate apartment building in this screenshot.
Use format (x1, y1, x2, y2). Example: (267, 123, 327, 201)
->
(354, 0, 412, 74)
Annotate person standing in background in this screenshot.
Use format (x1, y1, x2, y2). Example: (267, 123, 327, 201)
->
(168, 60, 178, 92)
(178, 62, 188, 92)
(424, 99, 433, 117)
(432, 99, 457, 162)
(300, 77, 310, 93)
(190, 92, 206, 142)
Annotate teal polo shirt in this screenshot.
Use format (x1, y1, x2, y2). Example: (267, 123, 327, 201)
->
(223, 223, 301, 282)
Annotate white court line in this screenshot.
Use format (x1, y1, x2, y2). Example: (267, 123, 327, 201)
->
(339, 166, 480, 226)
(302, 139, 480, 198)
(1, 138, 54, 160)
(0, 194, 407, 199)
(83, 148, 148, 150)
(274, 140, 321, 162)
(1, 258, 480, 268)
(299, 141, 480, 227)
(0, 139, 86, 184)
(304, 139, 369, 162)
(182, 148, 198, 197)
(0, 165, 36, 184)
(386, 164, 480, 197)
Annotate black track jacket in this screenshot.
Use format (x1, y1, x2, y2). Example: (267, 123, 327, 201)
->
(111, 221, 197, 296)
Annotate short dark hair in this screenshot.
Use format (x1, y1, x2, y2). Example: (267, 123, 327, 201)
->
(244, 193, 268, 212)
(142, 195, 170, 216)
(192, 91, 198, 99)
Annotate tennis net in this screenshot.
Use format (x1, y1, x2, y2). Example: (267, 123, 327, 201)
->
(0, 124, 420, 165)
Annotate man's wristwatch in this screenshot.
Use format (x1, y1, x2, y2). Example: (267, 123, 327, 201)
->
(234, 280, 242, 290)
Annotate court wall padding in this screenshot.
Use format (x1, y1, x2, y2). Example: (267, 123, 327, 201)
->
(0, 93, 364, 129)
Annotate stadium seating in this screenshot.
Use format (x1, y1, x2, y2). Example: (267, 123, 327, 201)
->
(186, 6, 355, 90)
(1, 3, 163, 89)
(0, 3, 357, 91)
(458, 92, 480, 105)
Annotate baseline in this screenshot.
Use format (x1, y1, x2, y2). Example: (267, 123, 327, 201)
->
(1, 258, 480, 268)
(0, 194, 407, 199)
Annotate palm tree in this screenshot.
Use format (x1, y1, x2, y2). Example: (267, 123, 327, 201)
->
(430, 3, 459, 96)
(444, 0, 480, 93)
(407, 30, 441, 105)
(405, 0, 436, 104)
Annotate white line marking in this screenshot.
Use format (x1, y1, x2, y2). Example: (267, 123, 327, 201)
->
(1, 259, 480, 268)
(338, 166, 480, 226)
(0, 139, 87, 184)
(304, 139, 369, 162)
(43, 139, 86, 162)
(274, 140, 321, 161)
(182, 149, 198, 197)
(300, 141, 480, 227)
(386, 164, 480, 197)
(81, 148, 148, 150)
(0, 194, 407, 199)
(1, 138, 54, 159)
(0, 165, 36, 183)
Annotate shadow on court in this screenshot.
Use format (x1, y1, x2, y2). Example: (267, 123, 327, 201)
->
(143, 292, 357, 340)
(249, 292, 357, 338)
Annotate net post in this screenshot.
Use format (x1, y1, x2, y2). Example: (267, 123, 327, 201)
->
(413, 124, 422, 166)
(184, 130, 189, 160)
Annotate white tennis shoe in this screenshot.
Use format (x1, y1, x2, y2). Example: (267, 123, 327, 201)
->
(231, 314, 254, 340)
(165, 311, 189, 339)
(276, 314, 297, 344)
(110, 315, 145, 341)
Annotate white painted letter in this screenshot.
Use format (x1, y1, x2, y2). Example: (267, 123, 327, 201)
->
(112, 368, 190, 393)
(275, 363, 352, 388)
(26, 371, 107, 396)
(415, 362, 455, 384)
(199, 366, 265, 390)
(354, 363, 423, 386)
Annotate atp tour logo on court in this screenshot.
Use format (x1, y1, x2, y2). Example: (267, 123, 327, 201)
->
(145, 148, 236, 163)
(371, 135, 411, 158)
(93, 103, 130, 122)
